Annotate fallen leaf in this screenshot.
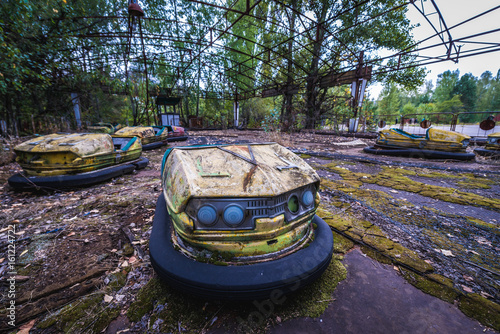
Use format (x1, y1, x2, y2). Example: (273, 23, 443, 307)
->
(461, 285, 473, 293)
(129, 256, 137, 264)
(441, 249, 454, 257)
(104, 294, 113, 303)
(463, 275, 474, 282)
(18, 319, 36, 334)
(121, 261, 129, 268)
(480, 291, 492, 299)
(67, 232, 75, 237)
(20, 250, 28, 257)
(0, 258, 4, 264)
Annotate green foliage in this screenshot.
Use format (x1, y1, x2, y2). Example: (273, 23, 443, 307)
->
(377, 83, 401, 115)
(452, 73, 477, 112)
(433, 70, 460, 103)
(261, 109, 281, 133)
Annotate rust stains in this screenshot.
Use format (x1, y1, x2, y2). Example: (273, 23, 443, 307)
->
(243, 165, 258, 192)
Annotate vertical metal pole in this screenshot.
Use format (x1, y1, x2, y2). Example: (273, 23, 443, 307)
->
(234, 100, 239, 128)
(71, 93, 81, 129)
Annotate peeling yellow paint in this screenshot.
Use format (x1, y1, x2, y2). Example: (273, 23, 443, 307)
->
(114, 126, 168, 145)
(14, 133, 142, 176)
(486, 132, 500, 151)
(377, 128, 470, 152)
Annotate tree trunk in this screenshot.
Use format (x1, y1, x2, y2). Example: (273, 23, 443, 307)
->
(304, 4, 328, 129)
(281, 0, 297, 132)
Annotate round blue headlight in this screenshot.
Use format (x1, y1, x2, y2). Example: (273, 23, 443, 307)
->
(197, 206, 217, 226)
(302, 190, 314, 207)
(223, 205, 244, 226)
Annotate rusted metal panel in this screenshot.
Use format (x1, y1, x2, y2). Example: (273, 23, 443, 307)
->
(319, 66, 372, 88)
(163, 143, 320, 214)
(15, 133, 114, 157)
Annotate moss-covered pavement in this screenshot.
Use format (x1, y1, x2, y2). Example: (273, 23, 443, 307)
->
(0, 132, 499, 333)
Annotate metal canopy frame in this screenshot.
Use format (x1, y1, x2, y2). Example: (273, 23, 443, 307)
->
(46, 0, 500, 101)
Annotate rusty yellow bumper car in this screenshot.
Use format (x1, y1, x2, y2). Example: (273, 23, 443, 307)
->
(154, 125, 188, 142)
(149, 143, 333, 300)
(113, 126, 168, 150)
(474, 132, 500, 158)
(364, 128, 475, 160)
(87, 122, 115, 134)
(113, 125, 187, 150)
(8, 133, 148, 190)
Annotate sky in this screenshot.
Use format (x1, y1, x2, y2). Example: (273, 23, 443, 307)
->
(367, 0, 500, 99)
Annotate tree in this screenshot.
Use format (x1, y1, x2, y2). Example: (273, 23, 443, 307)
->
(377, 83, 401, 115)
(452, 73, 477, 112)
(433, 70, 459, 103)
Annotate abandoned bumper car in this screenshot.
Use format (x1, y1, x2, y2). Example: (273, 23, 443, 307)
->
(113, 125, 187, 151)
(474, 132, 500, 158)
(364, 128, 475, 160)
(87, 122, 116, 134)
(149, 143, 333, 300)
(8, 133, 148, 190)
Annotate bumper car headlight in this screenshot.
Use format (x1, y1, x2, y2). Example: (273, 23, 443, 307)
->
(302, 190, 314, 207)
(287, 195, 299, 213)
(197, 205, 218, 226)
(223, 205, 245, 226)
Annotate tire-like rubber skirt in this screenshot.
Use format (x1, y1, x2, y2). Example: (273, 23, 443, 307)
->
(8, 157, 149, 190)
(474, 148, 500, 158)
(363, 146, 475, 161)
(167, 135, 189, 142)
(150, 193, 334, 300)
(142, 141, 169, 151)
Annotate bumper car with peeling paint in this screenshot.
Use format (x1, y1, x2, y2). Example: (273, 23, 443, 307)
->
(8, 133, 148, 190)
(474, 132, 500, 158)
(153, 125, 188, 142)
(87, 122, 115, 134)
(113, 126, 169, 150)
(149, 143, 333, 300)
(363, 128, 475, 160)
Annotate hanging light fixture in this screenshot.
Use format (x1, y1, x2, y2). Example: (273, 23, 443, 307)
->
(128, 0, 144, 17)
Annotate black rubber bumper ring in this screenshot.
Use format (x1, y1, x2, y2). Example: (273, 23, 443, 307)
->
(149, 193, 334, 300)
(8, 157, 149, 190)
(363, 146, 475, 161)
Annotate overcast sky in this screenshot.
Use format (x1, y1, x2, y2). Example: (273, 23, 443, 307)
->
(367, 0, 500, 99)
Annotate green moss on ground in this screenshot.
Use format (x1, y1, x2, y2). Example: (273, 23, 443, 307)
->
(127, 277, 169, 322)
(320, 164, 500, 211)
(318, 202, 433, 274)
(37, 293, 120, 333)
(459, 294, 500, 331)
(299, 154, 311, 159)
(400, 269, 459, 303)
(127, 256, 347, 334)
